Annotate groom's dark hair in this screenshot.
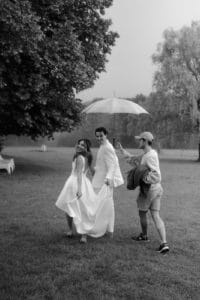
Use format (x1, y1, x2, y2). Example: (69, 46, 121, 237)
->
(95, 127, 108, 136)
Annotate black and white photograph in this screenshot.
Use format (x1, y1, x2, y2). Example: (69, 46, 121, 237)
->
(0, 0, 200, 299)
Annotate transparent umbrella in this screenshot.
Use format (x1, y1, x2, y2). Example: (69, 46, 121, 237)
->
(83, 97, 149, 114)
(82, 97, 149, 145)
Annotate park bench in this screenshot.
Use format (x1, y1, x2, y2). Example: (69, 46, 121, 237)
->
(0, 155, 15, 174)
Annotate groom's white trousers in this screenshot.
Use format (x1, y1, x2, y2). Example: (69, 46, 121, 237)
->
(93, 186, 115, 233)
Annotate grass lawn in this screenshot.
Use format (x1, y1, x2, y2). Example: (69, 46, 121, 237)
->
(0, 147, 200, 300)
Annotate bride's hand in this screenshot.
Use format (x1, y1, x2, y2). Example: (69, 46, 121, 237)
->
(76, 191, 82, 199)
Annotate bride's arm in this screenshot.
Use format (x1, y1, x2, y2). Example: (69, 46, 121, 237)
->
(75, 155, 84, 198)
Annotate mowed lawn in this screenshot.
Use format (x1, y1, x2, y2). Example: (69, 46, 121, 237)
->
(0, 147, 200, 300)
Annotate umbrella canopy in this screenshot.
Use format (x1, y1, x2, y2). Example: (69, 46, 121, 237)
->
(82, 97, 149, 115)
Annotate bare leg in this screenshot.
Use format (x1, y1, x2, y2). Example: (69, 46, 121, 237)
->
(65, 213, 73, 237)
(139, 210, 148, 236)
(150, 210, 167, 243)
(80, 234, 87, 244)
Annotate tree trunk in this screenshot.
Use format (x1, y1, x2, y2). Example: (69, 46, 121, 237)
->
(198, 117, 200, 161)
(198, 141, 200, 162)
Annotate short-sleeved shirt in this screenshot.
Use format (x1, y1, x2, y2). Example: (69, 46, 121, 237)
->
(140, 149, 161, 190)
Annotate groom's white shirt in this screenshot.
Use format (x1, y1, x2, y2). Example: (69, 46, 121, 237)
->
(92, 140, 124, 189)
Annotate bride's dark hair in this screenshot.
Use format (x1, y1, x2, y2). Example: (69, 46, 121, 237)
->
(84, 139, 93, 167)
(73, 139, 93, 167)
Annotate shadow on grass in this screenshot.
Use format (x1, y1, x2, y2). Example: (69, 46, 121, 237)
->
(16, 161, 56, 174)
(2, 152, 67, 176)
(9, 225, 134, 254)
(0, 159, 58, 176)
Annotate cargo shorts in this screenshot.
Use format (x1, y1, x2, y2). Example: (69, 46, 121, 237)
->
(136, 184, 163, 212)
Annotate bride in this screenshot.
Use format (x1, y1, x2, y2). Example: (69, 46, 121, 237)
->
(55, 139, 114, 244)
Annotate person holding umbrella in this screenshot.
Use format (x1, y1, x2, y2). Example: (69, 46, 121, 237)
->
(116, 132, 169, 254)
(92, 127, 124, 238)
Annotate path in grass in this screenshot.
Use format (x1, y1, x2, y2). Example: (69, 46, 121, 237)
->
(0, 147, 200, 300)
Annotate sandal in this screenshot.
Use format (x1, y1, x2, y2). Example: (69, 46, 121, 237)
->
(66, 231, 73, 238)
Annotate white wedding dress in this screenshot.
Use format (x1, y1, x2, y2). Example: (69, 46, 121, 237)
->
(55, 155, 114, 237)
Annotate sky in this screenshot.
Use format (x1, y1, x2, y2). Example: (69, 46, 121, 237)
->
(78, 0, 200, 102)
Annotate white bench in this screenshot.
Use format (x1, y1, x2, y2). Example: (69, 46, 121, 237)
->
(0, 155, 15, 174)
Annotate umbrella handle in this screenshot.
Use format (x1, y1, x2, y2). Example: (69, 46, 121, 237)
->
(113, 137, 116, 147)
(113, 137, 120, 148)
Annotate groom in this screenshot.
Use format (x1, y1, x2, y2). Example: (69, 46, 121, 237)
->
(92, 127, 124, 237)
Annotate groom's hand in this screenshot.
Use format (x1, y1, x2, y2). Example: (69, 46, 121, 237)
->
(105, 178, 114, 187)
(90, 167, 95, 177)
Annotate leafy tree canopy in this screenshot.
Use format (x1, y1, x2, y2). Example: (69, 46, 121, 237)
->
(152, 22, 200, 123)
(0, 0, 118, 139)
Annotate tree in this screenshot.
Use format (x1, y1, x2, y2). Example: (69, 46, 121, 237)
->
(152, 22, 200, 160)
(0, 0, 118, 139)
